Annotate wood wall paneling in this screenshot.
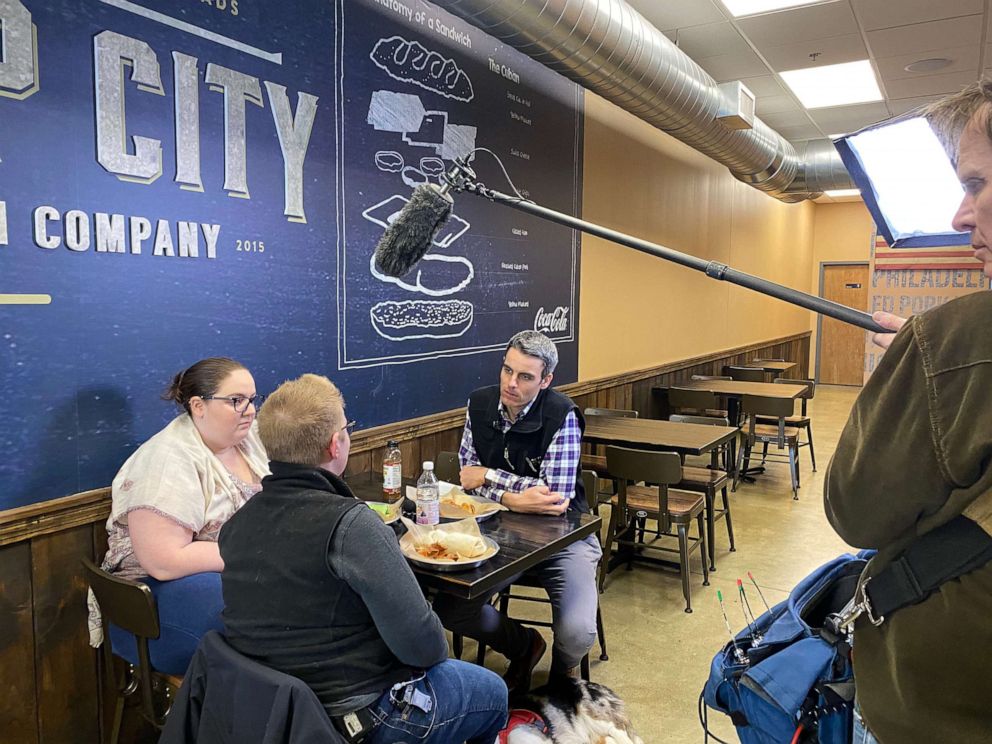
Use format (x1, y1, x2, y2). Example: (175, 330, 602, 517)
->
(32, 526, 101, 744)
(0, 542, 39, 744)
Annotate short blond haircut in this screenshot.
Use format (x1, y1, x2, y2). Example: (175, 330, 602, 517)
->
(258, 374, 345, 466)
(923, 80, 992, 163)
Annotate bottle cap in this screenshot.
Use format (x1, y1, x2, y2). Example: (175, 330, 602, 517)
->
(387, 439, 398, 447)
(423, 461, 434, 470)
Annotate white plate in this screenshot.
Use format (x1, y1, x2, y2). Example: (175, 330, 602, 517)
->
(399, 533, 499, 572)
(439, 494, 502, 522)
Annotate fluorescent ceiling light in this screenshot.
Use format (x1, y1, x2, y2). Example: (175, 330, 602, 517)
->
(824, 189, 860, 197)
(779, 60, 883, 109)
(836, 117, 966, 246)
(721, 0, 826, 17)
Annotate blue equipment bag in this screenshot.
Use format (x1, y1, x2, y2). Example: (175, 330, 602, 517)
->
(701, 552, 873, 744)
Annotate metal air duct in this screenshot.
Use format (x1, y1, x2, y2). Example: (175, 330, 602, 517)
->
(432, 0, 855, 201)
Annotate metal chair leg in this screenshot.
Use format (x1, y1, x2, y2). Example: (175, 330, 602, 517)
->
(599, 505, 619, 593)
(596, 604, 608, 661)
(678, 523, 692, 613)
(705, 487, 716, 572)
(722, 485, 736, 552)
(698, 512, 710, 587)
(788, 445, 799, 499)
(807, 425, 817, 471)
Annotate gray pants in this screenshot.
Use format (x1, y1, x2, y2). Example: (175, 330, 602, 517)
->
(434, 534, 602, 672)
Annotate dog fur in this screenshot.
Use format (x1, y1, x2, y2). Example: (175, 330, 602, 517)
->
(508, 676, 645, 744)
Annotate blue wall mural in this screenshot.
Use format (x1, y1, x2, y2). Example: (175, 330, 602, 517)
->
(0, 0, 583, 509)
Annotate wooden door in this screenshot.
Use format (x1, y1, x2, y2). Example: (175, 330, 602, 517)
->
(819, 264, 869, 385)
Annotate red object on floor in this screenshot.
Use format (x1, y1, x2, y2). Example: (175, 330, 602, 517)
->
(498, 709, 549, 743)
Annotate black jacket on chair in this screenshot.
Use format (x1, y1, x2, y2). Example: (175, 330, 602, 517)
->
(159, 630, 346, 744)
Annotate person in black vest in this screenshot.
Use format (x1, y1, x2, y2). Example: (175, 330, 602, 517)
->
(219, 373, 507, 744)
(434, 331, 602, 695)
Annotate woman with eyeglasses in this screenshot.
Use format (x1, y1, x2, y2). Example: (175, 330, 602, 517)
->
(87, 357, 269, 675)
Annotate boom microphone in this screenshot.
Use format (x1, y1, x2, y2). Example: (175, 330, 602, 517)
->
(373, 183, 453, 277)
(371, 156, 887, 334)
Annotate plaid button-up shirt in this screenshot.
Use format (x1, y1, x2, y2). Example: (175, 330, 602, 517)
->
(458, 395, 582, 503)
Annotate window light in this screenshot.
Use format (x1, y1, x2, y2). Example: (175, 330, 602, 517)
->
(779, 60, 883, 109)
(721, 0, 829, 17)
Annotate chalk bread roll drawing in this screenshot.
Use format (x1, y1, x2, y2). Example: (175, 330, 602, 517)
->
(370, 299, 473, 340)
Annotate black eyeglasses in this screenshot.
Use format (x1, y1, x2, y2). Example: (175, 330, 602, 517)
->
(201, 394, 264, 414)
(341, 419, 358, 434)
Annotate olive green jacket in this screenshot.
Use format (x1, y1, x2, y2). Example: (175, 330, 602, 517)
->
(824, 290, 992, 744)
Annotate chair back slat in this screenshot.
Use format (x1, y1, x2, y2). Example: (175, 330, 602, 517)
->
(668, 387, 718, 412)
(81, 558, 160, 638)
(740, 394, 794, 419)
(584, 407, 638, 419)
(604, 446, 681, 485)
(725, 366, 766, 382)
(669, 414, 732, 427)
(435, 451, 460, 483)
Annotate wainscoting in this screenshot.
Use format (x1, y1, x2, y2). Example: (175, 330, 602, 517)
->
(0, 332, 808, 742)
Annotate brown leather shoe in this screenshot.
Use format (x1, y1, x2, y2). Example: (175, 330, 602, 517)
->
(503, 628, 547, 696)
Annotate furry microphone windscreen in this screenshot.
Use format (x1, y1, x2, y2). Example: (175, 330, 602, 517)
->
(373, 184, 454, 277)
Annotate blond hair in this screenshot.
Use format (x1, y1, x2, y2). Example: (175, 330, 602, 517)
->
(923, 80, 992, 163)
(258, 373, 345, 466)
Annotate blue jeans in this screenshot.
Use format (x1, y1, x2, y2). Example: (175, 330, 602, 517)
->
(434, 534, 602, 672)
(368, 660, 507, 744)
(108, 572, 224, 676)
(852, 705, 880, 744)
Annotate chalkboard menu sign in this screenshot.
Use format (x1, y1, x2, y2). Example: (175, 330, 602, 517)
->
(0, 0, 583, 508)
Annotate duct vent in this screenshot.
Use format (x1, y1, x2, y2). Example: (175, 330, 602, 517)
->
(717, 81, 756, 131)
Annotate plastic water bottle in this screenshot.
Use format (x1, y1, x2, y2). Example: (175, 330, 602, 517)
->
(416, 461, 440, 526)
(383, 440, 402, 503)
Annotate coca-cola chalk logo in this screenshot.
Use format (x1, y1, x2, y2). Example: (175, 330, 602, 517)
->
(534, 306, 569, 333)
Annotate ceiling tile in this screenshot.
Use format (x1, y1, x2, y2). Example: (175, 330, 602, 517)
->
(666, 22, 752, 59)
(697, 49, 772, 81)
(886, 94, 945, 116)
(866, 16, 983, 58)
(737, 2, 859, 48)
(758, 109, 815, 128)
(738, 74, 788, 97)
(853, 0, 982, 31)
(884, 70, 977, 99)
(808, 102, 891, 132)
(625, 0, 726, 31)
(755, 94, 802, 114)
(874, 45, 980, 82)
(758, 33, 868, 71)
(775, 122, 826, 141)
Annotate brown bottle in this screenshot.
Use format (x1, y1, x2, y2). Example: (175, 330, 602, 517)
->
(383, 440, 402, 503)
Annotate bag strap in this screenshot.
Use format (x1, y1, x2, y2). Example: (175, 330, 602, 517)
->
(854, 515, 992, 627)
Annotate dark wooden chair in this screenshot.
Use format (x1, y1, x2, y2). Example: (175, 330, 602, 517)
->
(663, 413, 736, 572)
(581, 407, 639, 500)
(82, 557, 179, 744)
(737, 394, 801, 499)
(669, 386, 729, 421)
(435, 450, 460, 483)
(756, 378, 817, 471)
(600, 447, 709, 613)
(455, 471, 609, 680)
(724, 365, 766, 382)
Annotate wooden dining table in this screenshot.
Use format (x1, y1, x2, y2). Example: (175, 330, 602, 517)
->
(346, 474, 601, 600)
(741, 360, 797, 378)
(583, 416, 739, 457)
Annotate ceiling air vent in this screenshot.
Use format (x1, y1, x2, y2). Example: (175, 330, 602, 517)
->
(717, 81, 756, 131)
